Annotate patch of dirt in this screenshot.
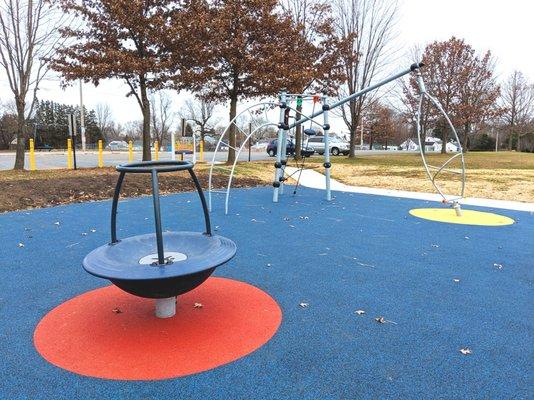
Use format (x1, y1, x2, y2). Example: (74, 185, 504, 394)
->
(0, 167, 267, 213)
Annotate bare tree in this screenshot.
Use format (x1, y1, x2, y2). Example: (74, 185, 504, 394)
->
(123, 120, 143, 142)
(95, 103, 113, 141)
(150, 92, 174, 146)
(107, 122, 124, 141)
(500, 71, 534, 151)
(0, 0, 69, 169)
(179, 97, 219, 144)
(332, 0, 398, 157)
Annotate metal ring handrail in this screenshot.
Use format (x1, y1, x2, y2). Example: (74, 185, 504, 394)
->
(117, 160, 194, 173)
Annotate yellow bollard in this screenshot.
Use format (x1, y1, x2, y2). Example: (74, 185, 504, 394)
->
(98, 140, 103, 168)
(200, 140, 204, 162)
(128, 140, 133, 162)
(67, 139, 73, 169)
(29, 138, 36, 171)
(154, 140, 159, 161)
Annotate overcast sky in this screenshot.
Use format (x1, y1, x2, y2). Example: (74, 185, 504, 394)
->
(1, 0, 532, 134)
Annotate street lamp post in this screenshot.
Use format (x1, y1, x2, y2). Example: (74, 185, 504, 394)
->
(79, 79, 86, 152)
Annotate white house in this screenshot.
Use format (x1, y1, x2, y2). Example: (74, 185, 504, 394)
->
(400, 137, 459, 152)
(399, 138, 419, 151)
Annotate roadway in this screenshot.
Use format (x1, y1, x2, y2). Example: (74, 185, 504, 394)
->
(0, 149, 410, 170)
(0, 150, 270, 170)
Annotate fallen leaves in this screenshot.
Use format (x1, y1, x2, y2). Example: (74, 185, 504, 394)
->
(374, 316, 397, 324)
(354, 310, 366, 315)
(112, 308, 122, 314)
(459, 347, 472, 355)
(194, 303, 203, 309)
(299, 302, 309, 308)
(493, 263, 503, 269)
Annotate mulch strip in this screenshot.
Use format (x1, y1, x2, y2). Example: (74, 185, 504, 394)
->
(0, 168, 265, 213)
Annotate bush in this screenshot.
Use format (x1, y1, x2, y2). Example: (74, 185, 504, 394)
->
(470, 133, 495, 151)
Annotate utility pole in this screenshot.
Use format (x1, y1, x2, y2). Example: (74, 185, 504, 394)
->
(248, 122, 252, 162)
(79, 79, 86, 151)
(360, 118, 364, 149)
(494, 127, 498, 152)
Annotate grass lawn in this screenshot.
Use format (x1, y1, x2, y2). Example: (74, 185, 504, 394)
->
(239, 151, 534, 203)
(0, 151, 532, 212)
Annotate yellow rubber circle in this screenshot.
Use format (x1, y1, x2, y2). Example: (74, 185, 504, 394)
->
(409, 208, 515, 226)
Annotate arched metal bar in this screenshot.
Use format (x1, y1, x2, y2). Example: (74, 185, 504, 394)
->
(188, 167, 212, 236)
(110, 161, 212, 266)
(208, 101, 327, 213)
(110, 171, 126, 244)
(429, 152, 463, 182)
(225, 122, 279, 214)
(416, 82, 466, 203)
(208, 101, 279, 211)
(209, 99, 328, 212)
(150, 169, 165, 265)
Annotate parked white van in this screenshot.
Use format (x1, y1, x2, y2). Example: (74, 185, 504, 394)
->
(306, 136, 350, 156)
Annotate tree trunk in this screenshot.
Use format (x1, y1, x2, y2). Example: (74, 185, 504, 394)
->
(200, 127, 206, 154)
(508, 125, 514, 150)
(418, 124, 426, 155)
(348, 101, 359, 158)
(441, 123, 448, 154)
(294, 102, 303, 160)
(227, 94, 238, 165)
(140, 77, 151, 161)
(462, 123, 470, 152)
(13, 98, 26, 170)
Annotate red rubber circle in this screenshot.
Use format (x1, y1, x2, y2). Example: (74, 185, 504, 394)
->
(34, 277, 281, 380)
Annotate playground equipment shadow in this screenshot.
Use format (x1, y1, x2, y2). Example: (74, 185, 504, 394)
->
(0, 186, 532, 399)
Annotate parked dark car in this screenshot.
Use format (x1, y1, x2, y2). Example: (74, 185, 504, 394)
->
(266, 139, 315, 157)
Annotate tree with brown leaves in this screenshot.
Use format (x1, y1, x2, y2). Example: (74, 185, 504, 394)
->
(404, 37, 500, 152)
(52, 0, 181, 161)
(365, 102, 395, 150)
(173, 0, 327, 164)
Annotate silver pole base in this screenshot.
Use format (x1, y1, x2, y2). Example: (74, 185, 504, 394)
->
(155, 297, 176, 318)
(453, 202, 462, 217)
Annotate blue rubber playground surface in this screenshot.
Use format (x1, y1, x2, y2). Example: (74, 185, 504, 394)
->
(0, 186, 532, 399)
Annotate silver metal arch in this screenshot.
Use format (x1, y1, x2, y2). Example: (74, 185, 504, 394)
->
(416, 79, 466, 204)
(207, 101, 326, 213)
(208, 102, 278, 212)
